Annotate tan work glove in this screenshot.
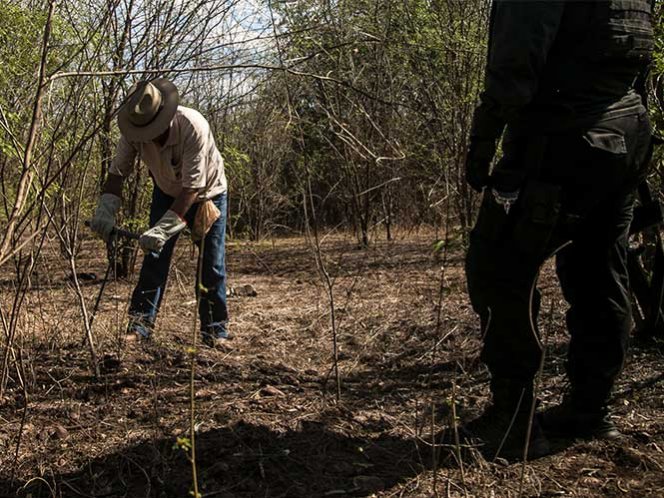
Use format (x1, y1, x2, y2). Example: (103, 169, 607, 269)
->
(90, 193, 121, 242)
(139, 210, 186, 254)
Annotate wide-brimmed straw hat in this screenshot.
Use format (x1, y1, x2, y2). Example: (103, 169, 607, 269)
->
(117, 78, 179, 142)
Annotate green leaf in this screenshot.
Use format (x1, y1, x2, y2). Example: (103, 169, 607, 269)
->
(432, 239, 446, 254)
(173, 436, 192, 452)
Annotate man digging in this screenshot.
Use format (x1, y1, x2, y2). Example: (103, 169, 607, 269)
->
(90, 79, 230, 349)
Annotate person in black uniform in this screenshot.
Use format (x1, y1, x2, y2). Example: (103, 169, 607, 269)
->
(463, 0, 654, 459)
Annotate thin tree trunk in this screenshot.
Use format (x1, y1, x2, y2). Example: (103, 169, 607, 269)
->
(0, 0, 55, 263)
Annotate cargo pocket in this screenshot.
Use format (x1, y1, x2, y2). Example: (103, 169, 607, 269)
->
(583, 128, 627, 155)
(512, 180, 562, 258)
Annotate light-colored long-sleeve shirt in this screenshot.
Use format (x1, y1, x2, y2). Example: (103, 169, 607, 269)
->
(110, 106, 227, 200)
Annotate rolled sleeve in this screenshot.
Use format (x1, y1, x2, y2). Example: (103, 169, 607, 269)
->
(109, 135, 137, 177)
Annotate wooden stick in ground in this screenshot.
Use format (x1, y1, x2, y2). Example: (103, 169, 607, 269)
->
(518, 296, 556, 498)
(52, 168, 100, 378)
(68, 257, 101, 378)
(518, 240, 569, 496)
(188, 236, 206, 498)
(10, 344, 30, 485)
(304, 178, 342, 403)
(429, 188, 468, 496)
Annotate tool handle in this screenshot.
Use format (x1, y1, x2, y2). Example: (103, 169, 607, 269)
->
(113, 226, 141, 240)
(84, 220, 141, 240)
(85, 221, 160, 257)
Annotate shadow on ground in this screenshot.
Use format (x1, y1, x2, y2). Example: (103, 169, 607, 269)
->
(1, 403, 582, 498)
(3, 420, 426, 498)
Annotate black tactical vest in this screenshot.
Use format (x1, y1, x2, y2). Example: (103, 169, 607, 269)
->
(534, 0, 654, 118)
(579, 0, 653, 62)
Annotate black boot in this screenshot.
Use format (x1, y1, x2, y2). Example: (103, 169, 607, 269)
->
(459, 406, 550, 460)
(542, 397, 621, 440)
(455, 380, 550, 460)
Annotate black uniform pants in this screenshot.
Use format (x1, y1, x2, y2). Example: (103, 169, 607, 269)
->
(466, 111, 652, 409)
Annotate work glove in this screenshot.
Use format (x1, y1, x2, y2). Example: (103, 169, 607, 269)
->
(90, 193, 121, 242)
(465, 138, 497, 193)
(139, 210, 186, 255)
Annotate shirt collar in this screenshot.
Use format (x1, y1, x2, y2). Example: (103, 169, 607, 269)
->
(162, 113, 179, 149)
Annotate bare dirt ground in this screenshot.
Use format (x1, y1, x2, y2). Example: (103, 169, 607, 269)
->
(0, 232, 662, 497)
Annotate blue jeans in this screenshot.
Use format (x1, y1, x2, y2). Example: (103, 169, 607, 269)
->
(129, 185, 229, 339)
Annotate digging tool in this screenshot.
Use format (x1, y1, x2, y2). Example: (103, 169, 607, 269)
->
(84, 221, 141, 328)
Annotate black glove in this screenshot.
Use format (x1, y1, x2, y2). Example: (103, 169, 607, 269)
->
(465, 138, 497, 192)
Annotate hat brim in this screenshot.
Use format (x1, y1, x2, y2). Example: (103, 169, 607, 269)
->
(117, 78, 179, 142)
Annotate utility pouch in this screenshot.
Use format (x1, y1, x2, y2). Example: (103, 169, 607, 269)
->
(192, 199, 221, 242)
(513, 180, 562, 257)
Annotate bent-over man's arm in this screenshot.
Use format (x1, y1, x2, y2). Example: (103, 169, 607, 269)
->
(170, 188, 199, 220)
